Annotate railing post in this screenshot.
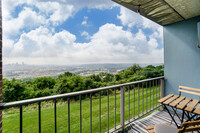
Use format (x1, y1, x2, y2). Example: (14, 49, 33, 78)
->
(161, 78, 165, 98)
(120, 86, 125, 132)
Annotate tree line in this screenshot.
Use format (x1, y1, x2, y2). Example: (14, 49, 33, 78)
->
(3, 64, 164, 102)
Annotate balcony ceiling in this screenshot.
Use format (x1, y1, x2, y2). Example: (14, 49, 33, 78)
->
(112, 0, 200, 26)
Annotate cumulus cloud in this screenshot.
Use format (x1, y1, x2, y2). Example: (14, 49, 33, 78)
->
(4, 7, 46, 37)
(117, 6, 162, 30)
(4, 24, 163, 65)
(35, 2, 75, 26)
(117, 7, 143, 29)
(81, 31, 90, 40)
(9, 26, 76, 58)
(2, 0, 115, 37)
(2, 0, 163, 65)
(117, 6, 163, 53)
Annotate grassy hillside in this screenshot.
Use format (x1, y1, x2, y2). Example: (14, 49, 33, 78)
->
(3, 85, 161, 133)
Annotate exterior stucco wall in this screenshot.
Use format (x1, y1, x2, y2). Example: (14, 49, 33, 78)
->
(164, 16, 200, 98)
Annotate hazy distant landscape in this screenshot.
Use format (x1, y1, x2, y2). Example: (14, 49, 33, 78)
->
(3, 63, 164, 132)
(3, 63, 163, 79)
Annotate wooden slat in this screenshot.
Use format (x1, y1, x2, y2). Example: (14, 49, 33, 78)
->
(158, 94, 174, 103)
(179, 89, 200, 96)
(179, 86, 200, 92)
(145, 123, 170, 133)
(148, 129, 154, 133)
(169, 96, 185, 107)
(181, 120, 200, 127)
(193, 104, 200, 115)
(184, 99, 199, 112)
(176, 98, 192, 110)
(163, 95, 179, 105)
(145, 125, 154, 130)
(178, 126, 200, 133)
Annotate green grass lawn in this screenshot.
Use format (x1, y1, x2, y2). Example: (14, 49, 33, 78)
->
(3, 85, 161, 133)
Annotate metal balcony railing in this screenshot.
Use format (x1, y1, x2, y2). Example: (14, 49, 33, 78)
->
(0, 76, 165, 133)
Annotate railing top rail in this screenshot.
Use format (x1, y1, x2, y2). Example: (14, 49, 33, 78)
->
(0, 76, 164, 109)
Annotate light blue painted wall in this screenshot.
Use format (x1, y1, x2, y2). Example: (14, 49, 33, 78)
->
(164, 16, 200, 99)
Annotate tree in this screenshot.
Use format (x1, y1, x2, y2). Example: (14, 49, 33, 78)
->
(98, 72, 114, 82)
(114, 73, 122, 81)
(3, 78, 26, 102)
(128, 64, 141, 74)
(64, 71, 73, 77)
(88, 74, 101, 82)
(2, 64, 164, 102)
(33, 77, 56, 90)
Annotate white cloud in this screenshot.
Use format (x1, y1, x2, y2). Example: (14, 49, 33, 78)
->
(117, 6, 162, 30)
(81, 21, 87, 26)
(117, 6, 163, 53)
(81, 31, 90, 40)
(148, 38, 159, 49)
(4, 24, 163, 65)
(3, 37, 14, 57)
(35, 2, 75, 26)
(81, 16, 89, 26)
(2, 0, 163, 65)
(150, 27, 163, 40)
(9, 26, 76, 58)
(2, 0, 25, 20)
(3, 7, 46, 37)
(2, 0, 115, 37)
(117, 7, 143, 29)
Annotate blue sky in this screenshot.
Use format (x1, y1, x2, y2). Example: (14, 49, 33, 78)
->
(2, 0, 163, 65)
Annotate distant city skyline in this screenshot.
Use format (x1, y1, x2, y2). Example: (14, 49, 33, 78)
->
(2, 0, 163, 65)
(3, 63, 163, 79)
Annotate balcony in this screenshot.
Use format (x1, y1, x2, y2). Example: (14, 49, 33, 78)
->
(0, 76, 164, 133)
(1, 0, 200, 133)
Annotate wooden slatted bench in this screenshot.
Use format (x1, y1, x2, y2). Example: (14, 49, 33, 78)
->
(158, 86, 200, 115)
(146, 86, 200, 132)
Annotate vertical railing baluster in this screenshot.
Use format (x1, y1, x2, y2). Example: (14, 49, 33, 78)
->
(68, 98, 70, 133)
(150, 81, 151, 110)
(99, 92, 101, 133)
(120, 86, 125, 131)
(54, 100, 57, 133)
(114, 89, 116, 129)
(80, 95, 82, 133)
(142, 83, 144, 114)
(153, 80, 154, 108)
(20, 106, 23, 133)
(138, 84, 140, 116)
(146, 82, 148, 112)
(156, 80, 158, 106)
(133, 85, 135, 119)
(159, 79, 160, 99)
(90, 93, 92, 133)
(39, 102, 41, 133)
(107, 90, 109, 133)
(128, 86, 130, 122)
(159, 79, 161, 100)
